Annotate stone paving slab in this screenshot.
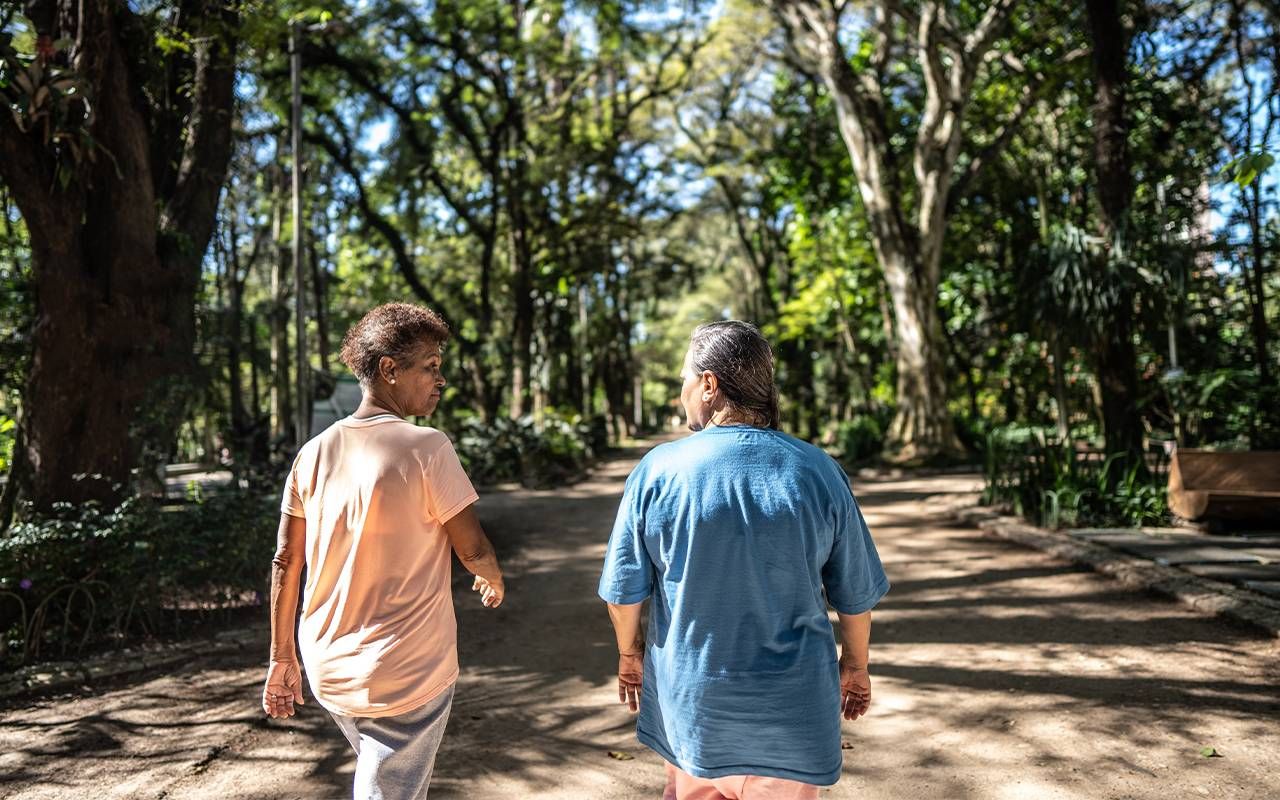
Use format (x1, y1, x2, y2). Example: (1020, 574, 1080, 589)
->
(946, 504, 1280, 637)
(1073, 533, 1267, 565)
(1244, 581, 1280, 598)
(1182, 563, 1280, 582)
(1241, 547, 1280, 562)
(1145, 546, 1266, 565)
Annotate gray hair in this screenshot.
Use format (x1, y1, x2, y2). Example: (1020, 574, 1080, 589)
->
(689, 320, 781, 430)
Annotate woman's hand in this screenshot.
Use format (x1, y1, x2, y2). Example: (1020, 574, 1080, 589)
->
(262, 659, 306, 718)
(472, 575, 505, 607)
(839, 661, 871, 721)
(618, 651, 643, 713)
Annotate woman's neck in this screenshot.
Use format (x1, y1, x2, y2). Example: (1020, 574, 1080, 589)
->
(354, 390, 406, 420)
(707, 407, 758, 428)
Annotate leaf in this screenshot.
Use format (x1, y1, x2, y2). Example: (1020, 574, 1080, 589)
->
(607, 750, 634, 761)
(1199, 746, 1220, 758)
(1220, 151, 1275, 188)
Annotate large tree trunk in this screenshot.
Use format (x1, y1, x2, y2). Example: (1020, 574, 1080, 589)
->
(0, 1, 236, 509)
(883, 265, 957, 458)
(1085, 0, 1144, 463)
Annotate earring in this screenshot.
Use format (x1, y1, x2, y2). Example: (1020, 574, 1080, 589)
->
(702, 393, 711, 402)
(390, 379, 396, 385)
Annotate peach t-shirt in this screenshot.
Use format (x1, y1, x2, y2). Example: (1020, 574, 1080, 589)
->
(281, 414, 478, 718)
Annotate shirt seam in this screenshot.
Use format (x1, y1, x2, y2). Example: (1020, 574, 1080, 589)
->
(636, 726, 840, 785)
(433, 491, 479, 525)
(598, 586, 652, 605)
(828, 575, 890, 615)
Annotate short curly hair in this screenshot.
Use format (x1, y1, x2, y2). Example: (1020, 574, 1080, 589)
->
(339, 303, 451, 386)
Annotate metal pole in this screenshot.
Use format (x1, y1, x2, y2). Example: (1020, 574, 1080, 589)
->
(290, 22, 310, 447)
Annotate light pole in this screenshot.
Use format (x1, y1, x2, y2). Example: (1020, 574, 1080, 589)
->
(287, 17, 343, 448)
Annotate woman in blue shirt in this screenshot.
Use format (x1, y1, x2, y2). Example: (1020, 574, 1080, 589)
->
(599, 320, 889, 799)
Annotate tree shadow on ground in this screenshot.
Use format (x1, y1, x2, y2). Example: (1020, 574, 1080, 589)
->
(3, 456, 1278, 800)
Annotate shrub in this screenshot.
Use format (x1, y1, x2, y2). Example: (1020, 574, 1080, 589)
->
(981, 426, 1169, 529)
(0, 490, 277, 666)
(454, 409, 596, 488)
(833, 413, 887, 463)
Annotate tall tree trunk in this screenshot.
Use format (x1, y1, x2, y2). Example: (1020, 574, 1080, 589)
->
(1085, 0, 1144, 463)
(506, 135, 535, 419)
(226, 226, 246, 439)
(270, 161, 293, 442)
(309, 211, 331, 375)
(0, 1, 236, 509)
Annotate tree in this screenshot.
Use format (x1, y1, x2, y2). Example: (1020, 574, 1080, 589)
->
(1083, 0, 1145, 463)
(771, 0, 1066, 460)
(0, 1, 236, 508)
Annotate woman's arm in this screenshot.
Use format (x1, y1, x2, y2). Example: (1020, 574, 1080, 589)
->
(443, 505, 505, 607)
(263, 513, 307, 718)
(607, 601, 645, 712)
(836, 610, 872, 721)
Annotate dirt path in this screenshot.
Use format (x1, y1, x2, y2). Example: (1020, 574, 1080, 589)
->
(2, 438, 1277, 800)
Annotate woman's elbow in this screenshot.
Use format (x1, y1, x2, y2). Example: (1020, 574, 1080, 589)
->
(455, 541, 493, 563)
(271, 547, 302, 572)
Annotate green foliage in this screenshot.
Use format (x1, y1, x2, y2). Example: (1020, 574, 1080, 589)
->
(982, 427, 1169, 529)
(832, 414, 888, 464)
(1220, 150, 1275, 188)
(0, 415, 14, 472)
(454, 410, 599, 489)
(0, 491, 277, 665)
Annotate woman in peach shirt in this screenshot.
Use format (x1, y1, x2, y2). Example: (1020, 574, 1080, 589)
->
(262, 303, 505, 800)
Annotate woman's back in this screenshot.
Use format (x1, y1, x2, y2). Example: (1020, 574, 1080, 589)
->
(285, 415, 478, 717)
(600, 425, 888, 784)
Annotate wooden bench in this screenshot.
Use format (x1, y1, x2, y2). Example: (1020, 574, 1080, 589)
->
(1167, 450, 1280, 523)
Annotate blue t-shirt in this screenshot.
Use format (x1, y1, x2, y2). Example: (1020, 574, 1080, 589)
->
(598, 425, 889, 785)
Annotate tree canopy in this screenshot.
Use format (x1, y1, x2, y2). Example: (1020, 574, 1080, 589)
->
(0, 0, 1276, 515)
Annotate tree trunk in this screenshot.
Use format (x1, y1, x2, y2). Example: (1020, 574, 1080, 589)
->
(0, 1, 236, 509)
(506, 168, 535, 419)
(1085, 0, 1145, 463)
(270, 162, 293, 442)
(227, 229, 247, 443)
(309, 212, 331, 375)
(882, 260, 959, 459)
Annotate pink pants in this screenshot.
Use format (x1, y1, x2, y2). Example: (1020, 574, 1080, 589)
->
(662, 761, 820, 800)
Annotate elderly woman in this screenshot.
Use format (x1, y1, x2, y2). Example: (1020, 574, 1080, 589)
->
(599, 320, 889, 799)
(262, 302, 504, 800)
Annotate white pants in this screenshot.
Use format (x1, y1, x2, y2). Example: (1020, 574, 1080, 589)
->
(329, 685, 455, 800)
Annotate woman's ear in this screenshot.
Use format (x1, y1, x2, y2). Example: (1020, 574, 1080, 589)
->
(701, 371, 717, 403)
(378, 355, 397, 385)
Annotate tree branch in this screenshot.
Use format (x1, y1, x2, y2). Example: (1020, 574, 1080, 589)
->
(311, 123, 480, 344)
(947, 46, 1087, 209)
(161, 0, 238, 268)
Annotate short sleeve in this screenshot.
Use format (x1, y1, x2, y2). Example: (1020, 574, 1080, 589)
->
(280, 451, 305, 518)
(821, 472, 890, 614)
(598, 468, 654, 605)
(425, 437, 479, 524)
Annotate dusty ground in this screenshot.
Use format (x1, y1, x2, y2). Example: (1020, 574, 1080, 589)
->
(1, 437, 1277, 800)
